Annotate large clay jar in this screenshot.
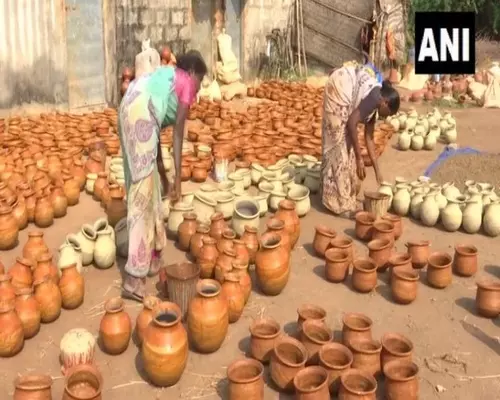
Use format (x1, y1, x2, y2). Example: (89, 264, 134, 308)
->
(99, 297, 132, 355)
(209, 212, 227, 240)
(232, 260, 252, 304)
(136, 295, 161, 346)
(241, 225, 259, 264)
(233, 239, 250, 267)
(63, 174, 80, 206)
(427, 252, 452, 289)
(0, 274, 16, 303)
(349, 339, 382, 377)
(197, 237, 219, 279)
(266, 217, 292, 251)
(406, 240, 430, 269)
(342, 313, 372, 346)
(142, 301, 188, 386)
(177, 212, 198, 251)
(319, 342, 353, 395)
(62, 364, 103, 400)
(293, 366, 330, 400)
(255, 233, 290, 296)
(34, 195, 54, 228)
(383, 360, 419, 400)
(453, 244, 478, 277)
(187, 279, 228, 353)
(33, 253, 59, 285)
(9, 257, 33, 289)
(351, 258, 378, 293)
(313, 225, 337, 257)
(59, 263, 85, 310)
(274, 199, 300, 248)
(300, 319, 333, 365)
(381, 333, 414, 369)
(391, 268, 419, 304)
(11, 197, 28, 230)
(33, 276, 62, 323)
(339, 369, 377, 399)
(475, 279, 500, 318)
(227, 358, 265, 400)
(270, 336, 307, 392)
(0, 204, 19, 250)
(249, 317, 281, 364)
(217, 228, 236, 253)
(190, 224, 210, 261)
(23, 231, 49, 265)
(221, 272, 245, 323)
(354, 211, 375, 241)
(15, 287, 41, 339)
(0, 300, 24, 357)
(215, 248, 236, 283)
(13, 374, 53, 400)
(106, 193, 127, 228)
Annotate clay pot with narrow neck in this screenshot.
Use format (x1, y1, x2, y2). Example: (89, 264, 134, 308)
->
(249, 317, 281, 363)
(266, 217, 291, 251)
(232, 260, 252, 303)
(177, 212, 198, 251)
(99, 297, 132, 355)
(15, 286, 41, 339)
(241, 225, 259, 264)
(11, 197, 28, 230)
(274, 199, 300, 248)
(215, 248, 236, 283)
(0, 300, 24, 357)
(59, 263, 85, 310)
(255, 233, 290, 296)
(217, 228, 236, 253)
(24, 189, 37, 222)
(232, 239, 250, 267)
(33, 276, 62, 323)
(13, 374, 53, 400)
(190, 224, 210, 262)
(221, 272, 245, 323)
(209, 212, 227, 239)
(9, 257, 33, 289)
(63, 173, 80, 206)
(197, 237, 219, 279)
(93, 172, 108, 201)
(34, 195, 54, 228)
(23, 231, 49, 265)
(0, 204, 18, 250)
(50, 185, 68, 218)
(106, 192, 127, 228)
(0, 274, 16, 303)
(135, 295, 160, 345)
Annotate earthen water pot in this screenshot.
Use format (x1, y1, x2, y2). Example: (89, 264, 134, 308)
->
(189, 224, 211, 262)
(382, 213, 403, 239)
(367, 238, 392, 272)
(9, 257, 33, 289)
(106, 193, 127, 228)
(351, 257, 378, 293)
(265, 217, 291, 251)
(328, 236, 354, 263)
(475, 279, 500, 318)
(341, 313, 372, 346)
(255, 233, 290, 296)
(249, 317, 281, 363)
(388, 253, 412, 281)
(297, 303, 327, 333)
(11, 197, 28, 230)
(381, 333, 414, 370)
(215, 248, 236, 283)
(426, 252, 452, 288)
(33, 276, 62, 323)
(318, 342, 353, 395)
(391, 268, 419, 304)
(62, 364, 103, 400)
(300, 319, 333, 365)
(197, 237, 219, 279)
(312, 225, 337, 257)
(209, 212, 227, 240)
(270, 336, 307, 392)
(324, 248, 350, 283)
(453, 244, 478, 277)
(383, 360, 419, 400)
(34, 195, 54, 228)
(339, 369, 377, 399)
(227, 358, 265, 400)
(371, 220, 394, 242)
(274, 199, 300, 248)
(0, 300, 24, 357)
(50, 186, 68, 218)
(241, 225, 259, 264)
(232, 239, 250, 267)
(221, 272, 245, 323)
(0, 204, 19, 250)
(231, 260, 252, 304)
(405, 240, 430, 269)
(93, 172, 108, 201)
(216, 228, 236, 253)
(135, 295, 161, 346)
(14, 287, 41, 339)
(0, 274, 16, 303)
(22, 231, 49, 265)
(99, 297, 131, 355)
(59, 263, 85, 310)
(349, 339, 382, 377)
(13, 374, 53, 400)
(293, 366, 330, 400)
(177, 212, 198, 251)
(62, 174, 80, 206)
(33, 252, 58, 285)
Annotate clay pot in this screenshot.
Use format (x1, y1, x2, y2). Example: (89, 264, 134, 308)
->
(351, 258, 378, 293)
(354, 211, 377, 242)
(22, 231, 48, 265)
(391, 268, 419, 304)
(255, 233, 290, 296)
(383, 360, 419, 400)
(190, 224, 211, 262)
(475, 279, 500, 318)
(215, 248, 236, 283)
(227, 358, 265, 400)
(93, 172, 108, 201)
(265, 217, 292, 251)
(15, 287, 41, 339)
(34, 195, 54, 227)
(424, 90, 434, 101)
(187, 279, 229, 353)
(318, 342, 353, 395)
(410, 91, 423, 102)
(11, 197, 28, 230)
(270, 336, 307, 392)
(177, 212, 198, 251)
(233, 239, 250, 266)
(13, 374, 53, 400)
(221, 272, 245, 323)
(135, 295, 160, 346)
(180, 161, 191, 181)
(297, 303, 327, 332)
(106, 193, 127, 228)
(0, 274, 16, 303)
(62, 364, 103, 400)
(99, 297, 132, 354)
(0, 300, 24, 357)
(274, 199, 300, 248)
(328, 236, 354, 263)
(142, 301, 188, 386)
(0, 204, 19, 249)
(51, 186, 68, 218)
(381, 333, 414, 370)
(241, 225, 259, 264)
(293, 366, 330, 399)
(63, 175, 80, 206)
(59, 263, 85, 310)
(382, 213, 403, 239)
(191, 162, 208, 182)
(34, 253, 58, 285)
(217, 229, 236, 253)
(232, 260, 251, 303)
(249, 317, 281, 363)
(33, 276, 62, 323)
(367, 238, 392, 271)
(349, 339, 382, 377)
(453, 244, 478, 277)
(209, 212, 227, 240)
(371, 220, 394, 242)
(300, 319, 332, 365)
(341, 313, 372, 346)
(312, 225, 337, 257)
(9, 257, 33, 289)
(405, 240, 430, 269)
(426, 252, 452, 288)
(324, 248, 350, 283)
(339, 369, 377, 399)
(197, 237, 219, 278)
(388, 253, 412, 280)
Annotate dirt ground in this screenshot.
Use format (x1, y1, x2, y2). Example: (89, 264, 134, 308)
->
(1, 102, 500, 400)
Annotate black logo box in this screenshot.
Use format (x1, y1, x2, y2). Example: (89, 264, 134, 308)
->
(414, 12, 475, 75)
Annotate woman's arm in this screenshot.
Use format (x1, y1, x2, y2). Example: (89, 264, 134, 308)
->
(364, 117, 383, 183)
(346, 109, 362, 160)
(171, 102, 189, 201)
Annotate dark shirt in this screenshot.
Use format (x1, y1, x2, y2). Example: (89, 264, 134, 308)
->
(358, 87, 381, 123)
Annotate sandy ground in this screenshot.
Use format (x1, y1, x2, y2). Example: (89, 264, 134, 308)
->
(1, 102, 500, 400)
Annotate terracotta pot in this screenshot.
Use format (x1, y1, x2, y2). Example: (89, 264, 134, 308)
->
(0, 300, 24, 357)
(177, 212, 198, 251)
(0, 204, 19, 249)
(22, 231, 48, 265)
(240, 225, 259, 264)
(13, 375, 52, 399)
(328, 236, 354, 263)
(475, 279, 500, 318)
(249, 317, 281, 363)
(50, 186, 68, 218)
(255, 233, 290, 295)
(371, 220, 394, 242)
(217, 229, 236, 253)
(191, 162, 208, 182)
(221, 272, 245, 323)
(339, 369, 377, 399)
(367, 238, 392, 271)
(142, 301, 188, 386)
(354, 211, 377, 242)
(11, 197, 28, 230)
(233, 239, 250, 267)
(297, 303, 327, 332)
(270, 336, 307, 392)
(410, 91, 423, 102)
(383, 360, 419, 400)
(388, 253, 412, 280)
(318, 342, 353, 395)
(324, 248, 350, 283)
(312, 225, 337, 257)
(215, 248, 236, 283)
(341, 313, 372, 346)
(24, 190, 37, 222)
(15, 287, 41, 339)
(453, 244, 477, 277)
(197, 237, 219, 278)
(135, 295, 160, 346)
(293, 366, 330, 399)
(300, 319, 332, 365)
(190, 224, 211, 262)
(34, 253, 58, 285)
(0, 274, 16, 303)
(232, 260, 251, 303)
(180, 161, 191, 181)
(106, 193, 127, 228)
(349, 339, 382, 377)
(227, 358, 265, 400)
(351, 258, 377, 293)
(382, 213, 402, 239)
(424, 90, 434, 101)
(34, 195, 54, 227)
(265, 217, 292, 251)
(209, 212, 227, 240)
(62, 364, 103, 400)
(33, 276, 62, 323)
(427, 252, 452, 288)
(93, 172, 108, 201)
(381, 333, 413, 370)
(274, 199, 300, 248)
(59, 263, 85, 310)
(63, 175, 80, 206)
(99, 297, 132, 355)
(9, 256, 33, 289)
(187, 279, 229, 353)
(391, 268, 419, 304)
(405, 240, 430, 269)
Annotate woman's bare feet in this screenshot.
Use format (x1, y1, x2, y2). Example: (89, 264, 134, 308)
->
(121, 275, 146, 302)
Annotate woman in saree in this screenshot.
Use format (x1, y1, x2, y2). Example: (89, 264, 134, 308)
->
(321, 62, 400, 218)
(118, 50, 207, 301)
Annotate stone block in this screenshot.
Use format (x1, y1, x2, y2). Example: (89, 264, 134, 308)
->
(163, 25, 180, 42)
(178, 25, 191, 40)
(171, 10, 185, 26)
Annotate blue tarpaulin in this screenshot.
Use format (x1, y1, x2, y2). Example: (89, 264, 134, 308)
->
(424, 146, 482, 177)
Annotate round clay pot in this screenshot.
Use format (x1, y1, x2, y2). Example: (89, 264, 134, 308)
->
(405, 240, 430, 269)
(319, 342, 353, 395)
(106, 193, 127, 228)
(34, 195, 54, 228)
(187, 279, 228, 353)
(33, 276, 62, 323)
(382, 213, 403, 239)
(427, 252, 452, 288)
(13, 374, 53, 400)
(98, 297, 132, 355)
(191, 162, 208, 182)
(383, 360, 419, 400)
(227, 358, 265, 400)
(351, 257, 378, 293)
(135, 296, 161, 346)
(381, 332, 414, 370)
(274, 199, 300, 248)
(221, 272, 245, 323)
(371, 220, 394, 242)
(62, 364, 103, 400)
(59, 263, 84, 310)
(209, 212, 227, 240)
(190, 224, 211, 262)
(391, 268, 419, 304)
(367, 238, 392, 271)
(270, 336, 307, 392)
(33, 253, 58, 285)
(349, 339, 382, 377)
(297, 303, 327, 333)
(197, 237, 219, 279)
(453, 244, 478, 277)
(9, 257, 33, 289)
(324, 248, 350, 283)
(249, 317, 281, 363)
(0, 274, 16, 303)
(23, 231, 48, 264)
(300, 319, 332, 365)
(475, 279, 500, 318)
(293, 366, 330, 399)
(241, 225, 259, 264)
(388, 253, 413, 281)
(312, 225, 337, 257)
(354, 211, 375, 241)
(0, 204, 19, 249)
(177, 212, 198, 251)
(341, 313, 372, 346)
(0, 300, 24, 357)
(255, 233, 290, 296)
(339, 368, 377, 399)
(15, 287, 41, 339)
